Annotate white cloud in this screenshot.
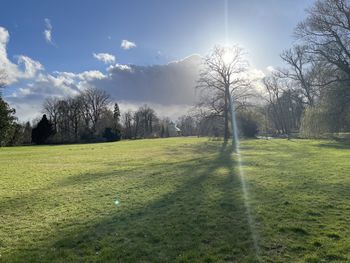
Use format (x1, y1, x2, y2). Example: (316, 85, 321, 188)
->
(0, 27, 43, 84)
(7, 69, 107, 121)
(121, 39, 136, 50)
(93, 53, 116, 64)
(0, 26, 9, 45)
(0, 27, 17, 83)
(245, 68, 265, 81)
(17, 55, 44, 79)
(266, 65, 276, 72)
(79, 70, 106, 81)
(44, 30, 51, 43)
(107, 63, 132, 72)
(44, 18, 53, 44)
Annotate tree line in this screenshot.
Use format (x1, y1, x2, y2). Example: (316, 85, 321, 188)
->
(0, 81, 258, 146)
(0, 83, 203, 146)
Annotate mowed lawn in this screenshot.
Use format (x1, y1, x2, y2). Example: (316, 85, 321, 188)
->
(1, 138, 350, 262)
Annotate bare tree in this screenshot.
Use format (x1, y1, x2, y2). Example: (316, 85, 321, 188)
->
(296, 0, 350, 77)
(263, 75, 287, 133)
(197, 45, 250, 142)
(43, 97, 60, 132)
(280, 44, 342, 106)
(132, 111, 140, 138)
(177, 115, 197, 136)
(67, 97, 82, 141)
(44, 97, 85, 141)
(280, 45, 319, 106)
(56, 100, 71, 140)
(136, 105, 158, 138)
(122, 110, 133, 139)
(263, 74, 304, 134)
(42, 89, 114, 142)
(81, 88, 111, 133)
(294, 0, 350, 135)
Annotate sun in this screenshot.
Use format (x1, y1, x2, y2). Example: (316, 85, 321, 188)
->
(222, 48, 234, 65)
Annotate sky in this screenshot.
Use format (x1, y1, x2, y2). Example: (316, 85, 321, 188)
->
(0, 0, 314, 121)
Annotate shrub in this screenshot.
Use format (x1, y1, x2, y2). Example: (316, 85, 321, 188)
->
(103, 127, 121, 142)
(237, 110, 260, 138)
(300, 107, 334, 138)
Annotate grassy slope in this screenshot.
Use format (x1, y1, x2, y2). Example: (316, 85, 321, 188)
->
(0, 138, 350, 262)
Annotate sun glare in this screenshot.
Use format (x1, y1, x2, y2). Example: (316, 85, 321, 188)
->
(223, 48, 234, 65)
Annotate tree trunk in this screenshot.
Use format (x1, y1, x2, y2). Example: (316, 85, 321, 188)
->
(224, 86, 230, 141)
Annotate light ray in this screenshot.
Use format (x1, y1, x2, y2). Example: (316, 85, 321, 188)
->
(229, 71, 261, 260)
(224, 0, 261, 259)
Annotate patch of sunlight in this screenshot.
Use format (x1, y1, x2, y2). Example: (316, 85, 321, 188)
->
(216, 167, 230, 176)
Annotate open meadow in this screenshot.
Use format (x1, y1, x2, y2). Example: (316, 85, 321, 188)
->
(1, 137, 350, 262)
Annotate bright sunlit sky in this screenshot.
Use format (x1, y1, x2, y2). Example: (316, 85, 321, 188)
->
(1, 0, 315, 121)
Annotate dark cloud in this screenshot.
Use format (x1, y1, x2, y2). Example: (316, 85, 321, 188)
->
(98, 54, 202, 105)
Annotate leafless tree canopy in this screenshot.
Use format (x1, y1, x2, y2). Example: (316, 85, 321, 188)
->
(280, 45, 323, 106)
(196, 45, 252, 140)
(263, 73, 304, 134)
(80, 88, 111, 133)
(296, 0, 350, 76)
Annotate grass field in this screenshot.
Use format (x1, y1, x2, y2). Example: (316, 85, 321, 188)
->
(1, 138, 350, 262)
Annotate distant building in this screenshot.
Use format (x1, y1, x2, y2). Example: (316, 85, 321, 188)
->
(168, 122, 181, 137)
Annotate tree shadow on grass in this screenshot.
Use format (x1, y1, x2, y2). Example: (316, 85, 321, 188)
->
(4, 142, 259, 262)
(317, 139, 350, 150)
(238, 139, 350, 262)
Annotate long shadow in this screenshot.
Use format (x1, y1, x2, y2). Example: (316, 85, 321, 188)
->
(3, 142, 259, 262)
(317, 139, 350, 150)
(240, 139, 350, 262)
(0, 155, 213, 218)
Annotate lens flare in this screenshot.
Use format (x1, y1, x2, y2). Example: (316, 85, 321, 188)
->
(229, 92, 260, 258)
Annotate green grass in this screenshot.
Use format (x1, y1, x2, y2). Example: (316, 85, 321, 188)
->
(1, 138, 350, 262)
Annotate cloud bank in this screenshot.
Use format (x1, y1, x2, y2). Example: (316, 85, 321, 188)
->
(7, 55, 202, 121)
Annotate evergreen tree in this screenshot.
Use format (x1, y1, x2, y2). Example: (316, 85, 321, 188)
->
(32, 114, 54, 144)
(165, 125, 170, 138)
(160, 125, 165, 138)
(7, 123, 24, 146)
(0, 97, 16, 146)
(113, 103, 121, 124)
(113, 102, 121, 139)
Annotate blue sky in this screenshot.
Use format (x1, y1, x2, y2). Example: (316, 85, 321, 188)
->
(1, 0, 314, 121)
